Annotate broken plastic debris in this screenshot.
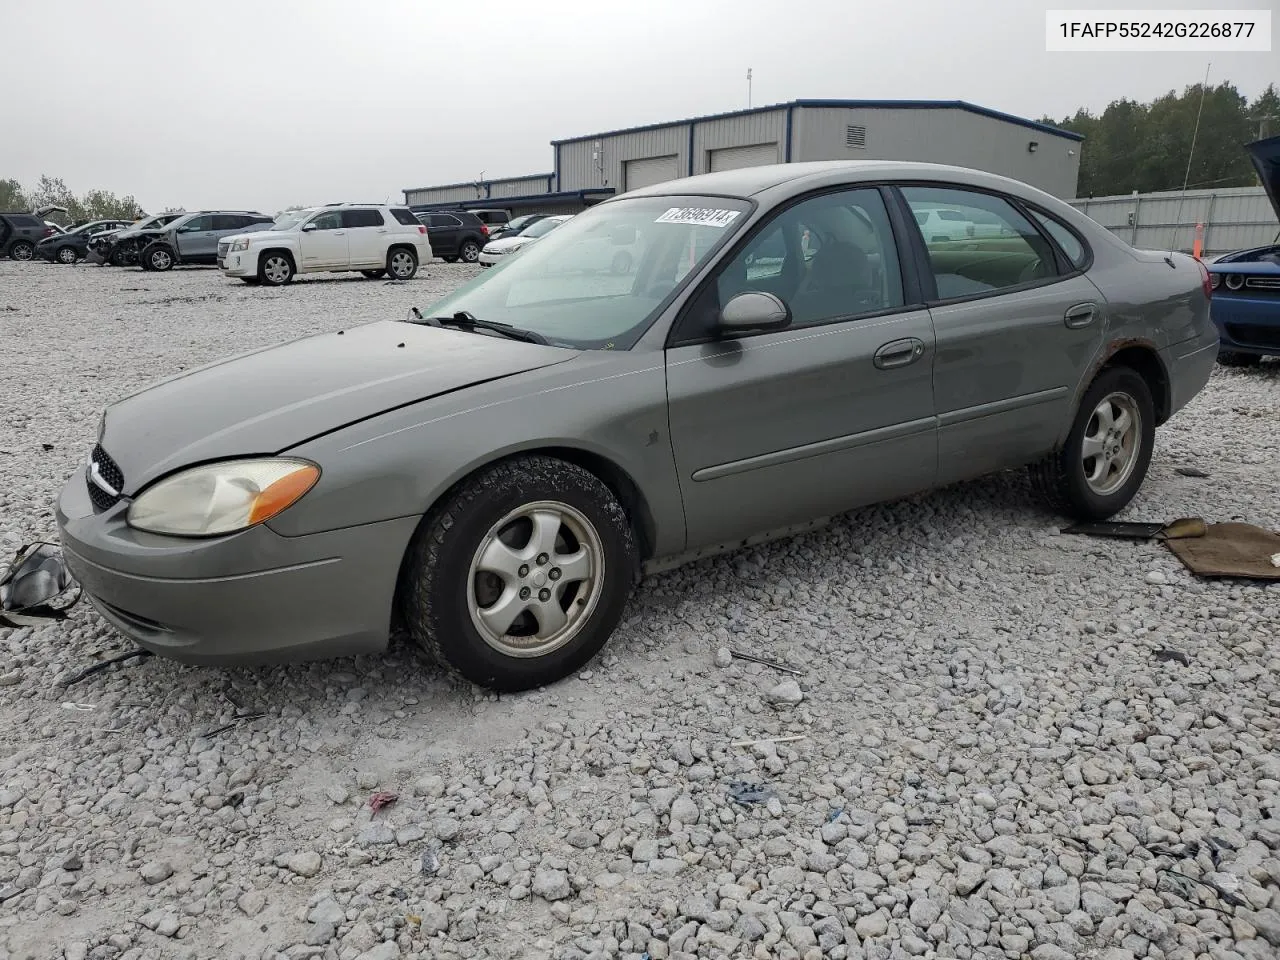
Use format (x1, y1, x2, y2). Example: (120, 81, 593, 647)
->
(0, 542, 81, 628)
(419, 841, 443, 876)
(726, 781, 777, 805)
(368, 791, 399, 813)
(61, 702, 96, 712)
(727, 649, 803, 675)
(1175, 466, 1211, 478)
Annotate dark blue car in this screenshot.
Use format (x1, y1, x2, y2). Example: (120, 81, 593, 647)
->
(1207, 135, 1280, 367)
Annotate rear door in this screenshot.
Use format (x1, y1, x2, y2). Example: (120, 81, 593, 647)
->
(427, 214, 462, 257)
(341, 208, 387, 267)
(896, 184, 1106, 485)
(665, 185, 938, 549)
(173, 215, 217, 259)
(298, 209, 348, 268)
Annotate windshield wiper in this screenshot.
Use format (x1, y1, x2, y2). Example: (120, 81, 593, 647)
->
(410, 309, 550, 346)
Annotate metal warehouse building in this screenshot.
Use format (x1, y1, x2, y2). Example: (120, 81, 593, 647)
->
(404, 99, 1083, 215)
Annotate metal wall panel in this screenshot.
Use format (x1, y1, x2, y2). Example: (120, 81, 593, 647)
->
(1068, 186, 1278, 254)
(405, 184, 480, 205)
(624, 155, 680, 191)
(693, 110, 787, 175)
(488, 176, 554, 199)
(558, 125, 688, 192)
(793, 106, 1081, 198)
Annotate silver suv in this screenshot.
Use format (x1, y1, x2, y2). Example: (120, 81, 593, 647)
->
(218, 203, 430, 286)
(136, 211, 274, 272)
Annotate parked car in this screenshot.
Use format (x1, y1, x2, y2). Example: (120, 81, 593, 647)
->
(131, 211, 274, 271)
(35, 219, 135, 264)
(1206, 134, 1280, 367)
(418, 210, 490, 264)
(44, 221, 68, 236)
(88, 214, 186, 266)
(218, 204, 429, 286)
(477, 214, 571, 266)
(1, 211, 58, 261)
(486, 213, 546, 242)
(55, 160, 1217, 693)
(468, 208, 512, 233)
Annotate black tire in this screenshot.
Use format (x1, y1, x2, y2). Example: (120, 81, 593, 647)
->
(258, 251, 294, 286)
(8, 240, 34, 262)
(443, 256, 459, 264)
(459, 240, 481, 264)
(239, 277, 261, 285)
(387, 247, 418, 280)
(360, 269, 386, 279)
(108, 247, 130, 267)
(1217, 350, 1262, 368)
(400, 455, 638, 692)
(142, 243, 175, 272)
(55, 246, 78, 264)
(1029, 366, 1155, 522)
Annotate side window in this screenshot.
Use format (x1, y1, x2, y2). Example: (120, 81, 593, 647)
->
(212, 215, 248, 231)
(1028, 208, 1089, 270)
(308, 211, 343, 230)
(390, 208, 420, 226)
(901, 187, 1058, 299)
(677, 188, 905, 342)
(342, 209, 385, 229)
(178, 215, 213, 232)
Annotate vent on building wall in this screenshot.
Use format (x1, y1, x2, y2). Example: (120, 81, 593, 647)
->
(846, 124, 867, 149)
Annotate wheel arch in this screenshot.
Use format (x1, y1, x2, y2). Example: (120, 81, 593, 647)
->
(257, 246, 298, 271)
(1101, 343, 1171, 425)
(386, 241, 418, 260)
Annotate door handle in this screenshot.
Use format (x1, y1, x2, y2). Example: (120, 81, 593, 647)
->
(376, 229, 388, 233)
(873, 337, 926, 370)
(1064, 302, 1098, 328)
(333, 231, 346, 236)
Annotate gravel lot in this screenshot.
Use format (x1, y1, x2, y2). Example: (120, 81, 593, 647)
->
(1, 259, 1278, 960)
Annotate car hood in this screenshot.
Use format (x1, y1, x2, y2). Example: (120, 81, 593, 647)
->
(485, 236, 537, 253)
(99, 320, 580, 494)
(1247, 134, 1280, 221)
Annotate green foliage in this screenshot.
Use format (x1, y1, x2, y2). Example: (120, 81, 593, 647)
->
(1047, 82, 1280, 197)
(0, 175, 146, 223)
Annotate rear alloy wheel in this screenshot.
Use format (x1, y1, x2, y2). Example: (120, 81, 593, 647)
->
(56, 246, 78, 264)
(1029, 366, 1155, 522)
(387, 248, 418, 280)
(259, 253, 294, 286)
(8, 240, 34, 262)
(401, 456, 637, 692)
(460, 241, 480, 263)
(360, 269, 386, 279)
(143, 243, 175, 271)
(1217, 350, 1262, 368)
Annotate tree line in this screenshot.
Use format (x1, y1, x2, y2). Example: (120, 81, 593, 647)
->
(0, 175, 146, 223)
(1041, 82, 1280, 198)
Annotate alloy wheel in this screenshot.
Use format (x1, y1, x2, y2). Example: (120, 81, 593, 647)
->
(1082, 392, 1141, 496)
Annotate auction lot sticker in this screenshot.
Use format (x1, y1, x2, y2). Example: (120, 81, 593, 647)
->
(655, 208, 741, 228)
(1046, 9, 1272, 51)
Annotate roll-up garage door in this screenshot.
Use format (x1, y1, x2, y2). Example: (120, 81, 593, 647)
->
(624, 155, 679, 191)
(708, 142, 779, 172)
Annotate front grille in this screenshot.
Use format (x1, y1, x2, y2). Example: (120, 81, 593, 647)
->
(86, 444, 125, 512)
(1225, 323, 1280, 350)
(1244, 276, 1280, 292)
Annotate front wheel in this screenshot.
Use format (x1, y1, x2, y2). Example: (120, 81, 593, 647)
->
(56, 246, 78, 264)
(460, 241, 480, 264)
(360, 269, 386, 279)
(1029, 366, 1155, 522)
(258, 252, 294, 286)
(1217, 350, 1262, 368)
(400, 456, 637, 692)
(142, 243, 175, 271)
(387, 247, 418, 280)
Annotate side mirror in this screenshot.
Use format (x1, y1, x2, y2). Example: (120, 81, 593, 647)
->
(301, 222, 318, 232)
(718, 291, 791, 335)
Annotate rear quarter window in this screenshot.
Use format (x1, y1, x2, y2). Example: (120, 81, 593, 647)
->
(390, 208, 420, 226)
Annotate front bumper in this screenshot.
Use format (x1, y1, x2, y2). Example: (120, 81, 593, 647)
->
(55, 469, 420, 665)
(478, 251, 505, 266)
(1210, 292, 1280, 356)
(218, 249, 256, 277)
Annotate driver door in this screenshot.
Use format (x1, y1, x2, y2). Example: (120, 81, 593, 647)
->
(299, 210, 349, 268)
(174, 215, 217, 259)
(664, 186, 939, 550)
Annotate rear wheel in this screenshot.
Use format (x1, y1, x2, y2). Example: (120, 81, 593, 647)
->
(360, 269, 386, 279)
(8, 240, 34, 261)
(258, 252, 294, 286)
(1029, 366, 1155, 522)
(142, 243, 175, 271)
(400, 456, 637, 692)
(387, 247, 418, 280)
(1217, 350, 1262, 368)
(56, 246, 78, 264)
(460, 240, 480, 264)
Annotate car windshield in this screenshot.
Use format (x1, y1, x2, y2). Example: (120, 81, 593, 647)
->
(505, 215, 538, 232)
(420, 196, 752, 350)
(273, 209, 316, 231)
(520, 217, 566, 238)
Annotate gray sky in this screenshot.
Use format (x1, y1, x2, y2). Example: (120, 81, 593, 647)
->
(5, 0, 1276, 212)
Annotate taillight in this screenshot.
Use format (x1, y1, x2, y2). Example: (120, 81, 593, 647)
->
(418, 225, 426, 234)
(1196, 259, 1211, 298)
(42, 227, 53, 237)
(481, 224, 489, 236)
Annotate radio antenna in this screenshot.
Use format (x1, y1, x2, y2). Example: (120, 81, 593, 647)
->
(1169, 62, 1211, 257)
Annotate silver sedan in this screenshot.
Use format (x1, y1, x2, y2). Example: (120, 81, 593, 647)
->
(56, 160, 1219, 691)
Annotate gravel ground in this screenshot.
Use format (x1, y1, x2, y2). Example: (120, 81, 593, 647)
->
(1, 259, 1278, 960)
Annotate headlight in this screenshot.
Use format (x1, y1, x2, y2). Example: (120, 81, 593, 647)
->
(127, 458, 320, 537)
(230, 238, 252, 252)
(1224, 273, 1244, 291)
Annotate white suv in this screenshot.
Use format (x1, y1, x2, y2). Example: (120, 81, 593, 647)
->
(218, 204, 430, 286)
